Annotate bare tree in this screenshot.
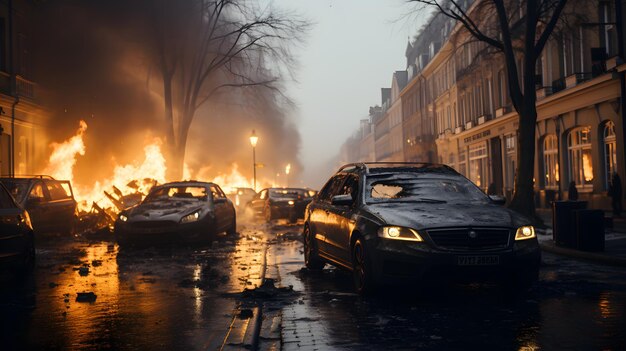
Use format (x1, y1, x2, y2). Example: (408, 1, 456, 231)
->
(407, 0, 569, 219)
(148, 0, 307, 179)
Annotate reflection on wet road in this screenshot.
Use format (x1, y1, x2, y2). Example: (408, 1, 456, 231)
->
(1, 225, 267, 350)
(1, 222, 625, 350)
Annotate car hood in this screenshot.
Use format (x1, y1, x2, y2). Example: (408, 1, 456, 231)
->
(126, 200, 204, 221)
(365, 202, 529, 230)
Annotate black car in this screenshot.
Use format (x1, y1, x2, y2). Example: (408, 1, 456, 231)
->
(0, 182, 35, 271)
(303, 162, 541, 294)
(247, 187, 313, 223)
(0, 176, 77, 236)
(114, 181, 236, 246)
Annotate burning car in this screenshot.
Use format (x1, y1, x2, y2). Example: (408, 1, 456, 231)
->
(0, 175, 77, 236)
(0, 182, 35, 272)
(114, 181, 236, 246)
(247, 187, 313, 223)
(303, 162, 541, 294)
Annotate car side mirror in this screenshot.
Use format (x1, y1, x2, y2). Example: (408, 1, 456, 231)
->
(331, 194, 353, 206)
(489, 195, 506, 205)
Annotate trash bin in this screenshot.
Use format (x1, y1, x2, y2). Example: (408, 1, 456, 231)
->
(574, 209, 605, 252)
(552, 201, 587, 248)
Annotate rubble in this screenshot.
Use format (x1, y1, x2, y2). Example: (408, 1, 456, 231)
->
(76, 292, 97, 303)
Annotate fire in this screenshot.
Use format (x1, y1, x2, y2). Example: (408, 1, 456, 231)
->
(42, 120, 87, 181)
(40, 120, 271, 213)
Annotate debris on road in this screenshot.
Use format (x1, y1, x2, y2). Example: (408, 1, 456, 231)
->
(76, 292, 97, 303)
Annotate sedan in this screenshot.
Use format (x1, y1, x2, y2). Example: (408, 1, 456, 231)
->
(0, 182, 35, 272)
(248, 187, 313, 223)
(303, 162, 541, 294)
(114, 181, 236, 246)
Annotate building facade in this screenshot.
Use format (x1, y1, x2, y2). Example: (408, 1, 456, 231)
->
(341, 0, 626, 212)
(0, 0, 48, 176)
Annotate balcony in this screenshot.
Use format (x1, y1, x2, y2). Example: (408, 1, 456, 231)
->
(16, 76, 36, 100)
(477, 114, 491, 125)
(536, 86, 553, 100)
(606, 56, 623, 71)
(465, 121, 473, 130)
(495, 106, 509, 118)
(565, 73, 592, 89)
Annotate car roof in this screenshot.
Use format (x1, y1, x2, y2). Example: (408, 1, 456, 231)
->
(0, 175, 56, 181)
(337, 162, 458, 175)
(153, 181, 218, 189)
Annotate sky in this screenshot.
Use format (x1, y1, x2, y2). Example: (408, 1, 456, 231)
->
(267, 0, 427, 188)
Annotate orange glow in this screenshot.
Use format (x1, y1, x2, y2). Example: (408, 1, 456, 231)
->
(40, 121, 273, 212)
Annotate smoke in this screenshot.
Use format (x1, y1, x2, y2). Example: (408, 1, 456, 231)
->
(31, 0, 303, 185)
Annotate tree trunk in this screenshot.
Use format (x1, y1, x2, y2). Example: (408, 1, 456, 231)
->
(509, 101, 538, 220)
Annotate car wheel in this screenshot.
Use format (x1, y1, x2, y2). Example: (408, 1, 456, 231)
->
(303, 226, 324, 270)
(352, 238, 375, 294)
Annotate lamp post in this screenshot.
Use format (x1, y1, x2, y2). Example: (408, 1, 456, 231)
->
(249, 130, 258, 191)
(285, 163, 291, 187)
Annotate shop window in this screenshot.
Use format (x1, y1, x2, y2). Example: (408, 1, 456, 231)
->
(543, 135, 559, 189)
(568, 126, 593, 188)
(469, 142, 489, 191)
(504, 134, 517, 191)
(604, 121, 617, 189)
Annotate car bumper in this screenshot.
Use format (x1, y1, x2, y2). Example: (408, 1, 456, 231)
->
(368, 238, 541, 285)
(270, 205, 306, 219)
(114, 219, 214, 246)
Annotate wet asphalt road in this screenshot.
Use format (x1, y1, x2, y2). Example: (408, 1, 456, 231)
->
(1, 221, 625, 350)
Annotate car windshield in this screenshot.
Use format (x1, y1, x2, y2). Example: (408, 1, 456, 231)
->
(269, 188, 308, 199)
(365, 173, 489, 205)
(0, 179, 30, 202)
(144, 185, 208, 203)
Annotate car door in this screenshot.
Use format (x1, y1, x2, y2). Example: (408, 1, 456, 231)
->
(308, 174, 346, 256)
(44, 180, 76, 234)
(24, 180, 50, 233)
(0, 183, 27, 244)
(325, 174, 359, 263)
(210, 185, 231, 231)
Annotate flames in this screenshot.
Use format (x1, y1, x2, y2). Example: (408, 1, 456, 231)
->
(40, 120, 269, 212)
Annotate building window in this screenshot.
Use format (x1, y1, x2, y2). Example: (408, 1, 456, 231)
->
(568, 126, 593, 188)
(543, 135, 559, 189)
(469, 141, 489, 191)
(604, 121, 617, 189)
(504, 134, 517, 191)
(458, 147, 467, 177)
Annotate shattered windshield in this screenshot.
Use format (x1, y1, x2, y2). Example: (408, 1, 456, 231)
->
(144, 186, 208, 203)
(365, 173, 490, 205)
(0, 179, 30, 203)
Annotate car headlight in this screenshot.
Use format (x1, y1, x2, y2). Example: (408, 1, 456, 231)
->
(288, 200, 295, 206)
(515, 226, 536, 241)
(119, 214, 128, 222)
(181, 211, 200, 223)
(377, 226, 424, 242)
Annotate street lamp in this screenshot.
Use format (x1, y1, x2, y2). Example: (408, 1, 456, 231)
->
(285, 163, 291, 187)
(250, 130, 258, 191)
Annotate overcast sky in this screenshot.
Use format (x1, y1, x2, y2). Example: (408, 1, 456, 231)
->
(266, 0, 427, 188)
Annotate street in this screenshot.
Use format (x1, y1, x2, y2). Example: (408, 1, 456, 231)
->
(1, 221, 625, 351)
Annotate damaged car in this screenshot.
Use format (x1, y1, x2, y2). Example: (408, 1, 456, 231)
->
(0, 175, 77, 236)
(0, 182, 35, 271)
(247, 187, 313, 223)
(303, 162, 541, 294)
(114, 181, 236, 246)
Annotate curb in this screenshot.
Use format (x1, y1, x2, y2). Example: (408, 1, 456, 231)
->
(540, 242, 626, 267)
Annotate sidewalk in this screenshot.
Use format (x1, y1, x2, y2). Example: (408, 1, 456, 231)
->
(536, 208, 626, 266)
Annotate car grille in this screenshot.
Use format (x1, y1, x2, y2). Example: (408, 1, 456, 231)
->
(426, 228, 511, 251)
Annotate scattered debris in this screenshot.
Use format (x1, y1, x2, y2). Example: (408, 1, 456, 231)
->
(78, 266, 90, 276)
(241, 278, 296, 299)
(76, 292, 97, 303)
(91, 260, 102, 267)
(238, 309, 254, 319)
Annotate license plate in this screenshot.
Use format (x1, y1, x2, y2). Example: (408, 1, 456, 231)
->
(457, 255, 499, 266)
